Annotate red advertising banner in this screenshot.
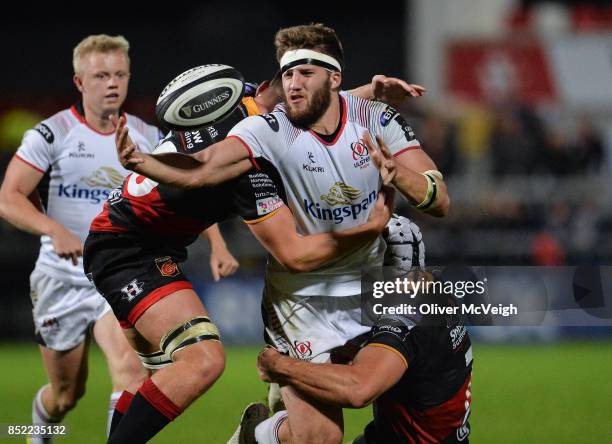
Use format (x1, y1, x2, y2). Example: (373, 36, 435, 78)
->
(447, 40, 557, 104)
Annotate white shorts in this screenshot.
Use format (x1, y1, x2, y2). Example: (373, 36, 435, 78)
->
(30, 268, 111, 351)
(262, 281, 370, 364)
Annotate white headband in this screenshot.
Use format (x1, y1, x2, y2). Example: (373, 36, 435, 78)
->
(280, 49, 342, 74)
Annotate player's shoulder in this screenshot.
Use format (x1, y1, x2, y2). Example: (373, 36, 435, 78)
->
(228, 105, 303, 154)
(371, 313, 419, 339)
(124, 112, 162, 152)
(124, 112, 160, 136)
(232, 110, 292, 135)
(271, 106, 304, 141)
(341, 90, 387, 112)
(22, 107, 79, 148)
(343, 91, 405, 129)
(366, 312, 421, 365)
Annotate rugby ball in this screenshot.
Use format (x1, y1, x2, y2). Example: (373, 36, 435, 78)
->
(155, 64, 244, 131)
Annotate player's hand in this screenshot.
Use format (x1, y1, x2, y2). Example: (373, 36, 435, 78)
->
(48, 224, 83, 266)
(112, 115, 144, 171)
(257, 346, 282, 382)
(364, 132, 397, 186)
(209, 246, 239, 282)
(368, 185, 395, 233)
(371, 75, 425, 108)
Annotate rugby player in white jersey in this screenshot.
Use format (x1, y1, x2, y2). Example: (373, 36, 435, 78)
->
(0, 34, 237, 443)
(117, 24, 448, 444)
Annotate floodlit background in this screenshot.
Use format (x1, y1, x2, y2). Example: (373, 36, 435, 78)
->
(0, 1, 611, 442)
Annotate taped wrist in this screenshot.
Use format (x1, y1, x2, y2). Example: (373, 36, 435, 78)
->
(415, 170, 442, 210)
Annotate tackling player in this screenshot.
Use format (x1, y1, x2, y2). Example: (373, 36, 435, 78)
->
(256, 272, 473, 444)
(117, 23, 449, 444)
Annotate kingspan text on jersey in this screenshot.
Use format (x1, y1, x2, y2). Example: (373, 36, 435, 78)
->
(304, 190, 377, 224)
(58, 184, 111, 204)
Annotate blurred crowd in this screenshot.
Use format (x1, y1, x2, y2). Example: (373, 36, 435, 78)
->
(397, 93, 609, 266)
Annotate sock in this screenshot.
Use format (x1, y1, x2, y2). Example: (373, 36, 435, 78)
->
(254, 410, 288, 444)
(108, 379, 182, 444)
(31, 385, 61, 444)
(107, 390, 133, 438)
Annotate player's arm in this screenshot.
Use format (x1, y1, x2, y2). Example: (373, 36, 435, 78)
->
(349, 75, 425, 109)
(201, 224, 239, 281)
(258, 345, 406, 409)
(247, 188, 394, 273)
(365, 132, 450, 217)
(0, 156, 82, 265)
(114, 115, 253, 189)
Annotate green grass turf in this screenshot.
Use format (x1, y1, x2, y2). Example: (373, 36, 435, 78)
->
(0, 341, 611, 443)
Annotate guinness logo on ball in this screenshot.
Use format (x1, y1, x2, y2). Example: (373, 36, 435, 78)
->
(179, 87, 232, 119)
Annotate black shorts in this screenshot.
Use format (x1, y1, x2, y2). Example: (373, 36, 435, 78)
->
(83, 231, 193, 329)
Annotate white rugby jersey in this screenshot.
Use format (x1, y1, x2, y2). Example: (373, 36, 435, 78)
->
(16, 105, 161, 286)
(229, 91, 421, 296)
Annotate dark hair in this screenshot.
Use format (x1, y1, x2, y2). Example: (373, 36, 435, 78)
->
(275, 23, 344, 70)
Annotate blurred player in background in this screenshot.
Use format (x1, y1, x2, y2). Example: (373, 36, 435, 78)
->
(0, 34, 238, 442)
(117, 23, 448, 444)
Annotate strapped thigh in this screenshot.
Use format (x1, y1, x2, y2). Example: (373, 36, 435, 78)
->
(159, 316, 220, 360)
(137, 350, 172, 370)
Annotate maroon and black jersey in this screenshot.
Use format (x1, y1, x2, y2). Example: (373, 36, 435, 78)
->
(363, 308, 473, 444)
(89, 96, 285, 247)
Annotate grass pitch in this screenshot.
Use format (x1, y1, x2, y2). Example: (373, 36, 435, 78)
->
(1, 341, 611, 443)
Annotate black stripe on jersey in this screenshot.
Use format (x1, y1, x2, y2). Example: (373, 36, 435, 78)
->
(411, 230, 420, 266)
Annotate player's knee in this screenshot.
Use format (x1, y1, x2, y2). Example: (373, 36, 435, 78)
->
(319, 429, 343, 444)
(54, 385, 86, 415)
(189, 346, 225, 392)
(325, 430, 344, 444)
(160, 316, 225, 392)
(115, 353, 150, 391)
(123, 351, 150, 378)
(291, 424, 343, 444)
(167, 345, 225, 398)
(286, 415, 343, 444)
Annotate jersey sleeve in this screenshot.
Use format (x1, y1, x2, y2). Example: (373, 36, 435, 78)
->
(151, 132, 181, 154)
(230, 168, 285, 224)
(126, 115, 163, 154)
(15, 123, 56, 173)
(144, 125, 164, 153)
(168, 129, 217, 154)
(372, 104, 422, 157)
(227, 114, 280, 162)
(366, 314, 421, 368)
